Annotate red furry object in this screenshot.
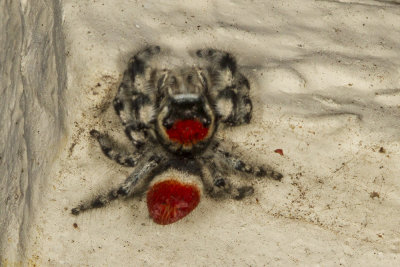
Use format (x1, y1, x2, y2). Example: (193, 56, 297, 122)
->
(166, 119, 208, 145)
(147, 180, 201, 225)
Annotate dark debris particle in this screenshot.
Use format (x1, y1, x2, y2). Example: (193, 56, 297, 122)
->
(71, 208, 80, 215)
(89, 129, 100, 138)
(73, 223, 78, 228)
(379, 147, 386, 153)
(370, 191, 380, 199)
(274, 172, 284, 181)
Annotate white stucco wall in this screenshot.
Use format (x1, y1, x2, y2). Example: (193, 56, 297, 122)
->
(0, 0, 66, 264)
(1, 0, 400, 266)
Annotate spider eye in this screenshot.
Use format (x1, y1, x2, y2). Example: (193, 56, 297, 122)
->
(162, 118, 174, 129)
(201, 117, 211, 127)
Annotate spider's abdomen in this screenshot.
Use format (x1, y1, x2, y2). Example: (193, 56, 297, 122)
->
(147, 179, 200, 225)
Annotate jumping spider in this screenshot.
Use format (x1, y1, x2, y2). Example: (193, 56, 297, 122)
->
(71, 46, 282, 215)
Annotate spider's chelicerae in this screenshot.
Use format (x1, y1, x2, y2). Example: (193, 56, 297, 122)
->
(71, 46, 282, 215)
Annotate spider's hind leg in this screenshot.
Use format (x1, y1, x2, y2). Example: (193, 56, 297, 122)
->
(71, 155, 163, 215)
(216, 148, 283, 181)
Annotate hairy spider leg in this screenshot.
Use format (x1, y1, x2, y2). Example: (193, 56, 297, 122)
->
(195, 49, 252, 126)
(199, 157, 255, 200)
(90, 130, 141, 167)
(214, 147, 283, 181)
(71, 156, 162, 215)
(113, 46, 161, 148)
(72, 46, 284, 218)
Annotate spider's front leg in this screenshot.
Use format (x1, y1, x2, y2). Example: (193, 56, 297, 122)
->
(113, 45, 161, 148)
(215, 147, 283, 181)
(196, 48, 252, 126)
(71, 155, 163, 215)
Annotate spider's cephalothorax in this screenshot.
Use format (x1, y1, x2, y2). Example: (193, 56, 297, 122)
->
(154, 68, 217, 155)
(71, 46, 282, 216)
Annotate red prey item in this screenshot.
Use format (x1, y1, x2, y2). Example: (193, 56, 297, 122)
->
(166, 119, 209, 145)
(147, 180, 201, 225)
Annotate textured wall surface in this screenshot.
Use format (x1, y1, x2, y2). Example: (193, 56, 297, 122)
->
(0, 0, 66, 264)
(1, 0, 400, 266)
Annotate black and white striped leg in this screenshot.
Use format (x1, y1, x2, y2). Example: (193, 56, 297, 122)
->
(216, 148, 283, 181)
(199, 159, 254, 200)
(123, 123, 147, 149)
(113, 45, 160, 146)
(71, 155, 162, 215)
(90, 130, 141, 167)
(196, 49, 237, 74)
(199, 160, 229, 198)
(196, 48, 252, 126)
(127, 45, 161, 81)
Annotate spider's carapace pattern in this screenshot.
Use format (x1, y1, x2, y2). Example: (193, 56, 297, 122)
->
(71, 46, 283, 217)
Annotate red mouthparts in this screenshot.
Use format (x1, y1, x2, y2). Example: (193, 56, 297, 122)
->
(166, 119, 209, 145)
